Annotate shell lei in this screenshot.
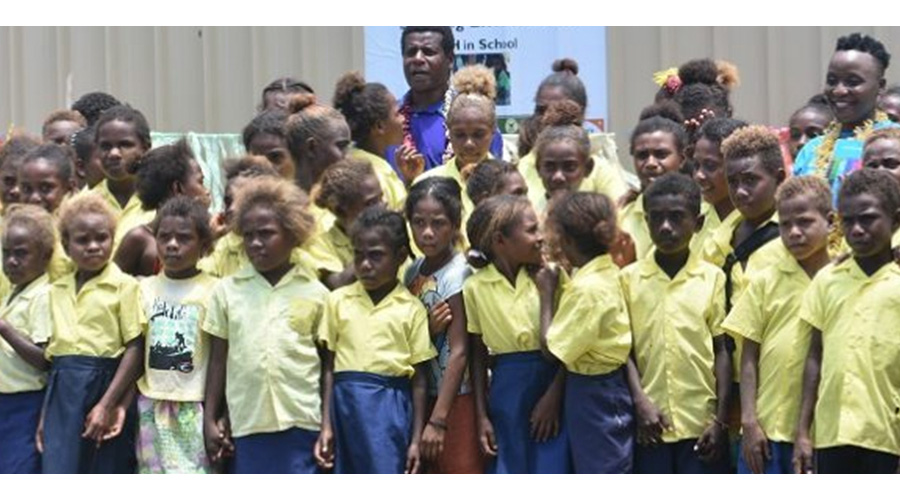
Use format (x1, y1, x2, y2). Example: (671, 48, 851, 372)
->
(399, 85, 456, 163)
(813, 110, 889, 182)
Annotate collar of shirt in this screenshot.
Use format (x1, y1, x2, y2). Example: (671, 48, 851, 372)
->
(53, 263, 121, 296)
(232, 261, 311, 288)
(478, 263, 534, 294)
(402, 91, 444, 115)
(834, 256, 900, 282)
(343, 280, 414, 312)
(94, 179, 139, 214)
(639, 250, 707, 281)
(571, 254, 616, 281)
(2, 273, 49, 310)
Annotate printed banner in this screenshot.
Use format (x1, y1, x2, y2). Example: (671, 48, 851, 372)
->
(364, 26, 608, 133)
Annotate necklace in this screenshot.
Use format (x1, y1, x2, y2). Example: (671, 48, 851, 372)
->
(400, 85, 456, 163)
(814, 110, 888, 181)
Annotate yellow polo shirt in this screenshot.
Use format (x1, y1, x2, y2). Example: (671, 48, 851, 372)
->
(546, 255, 631, 375)
(203, 264, 328, 438)
(46, 263, 144, 359)
(138, 272, 218, 402)
(319, 281, 435, 378)
(619, 194, 653, 260)
(519, 152, 629, 214)
(699, 209, 744, 268)
(304, 224, 353, 275)
(690, 202, 726, 255)
(464, 264, 544, 355)
(93, 180, 156, 250)
(621, 253, 727, 442)
(0, 274, 52, 393)
(721, 253, 811, 444)
(800, 259, 900, 456)
(349, 148, 406, 212)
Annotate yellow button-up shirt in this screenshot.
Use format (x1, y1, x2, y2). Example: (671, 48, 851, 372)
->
(547, 255, 631, 376)
(93, 180, 156, 251)
(349, 148, 407, 212)
(621, 253, 727, 442)
(0, 275, 52, 393)
(464, 264, 545, 355)
(203, 264, 328, 438)
(800, 259, 900, 455)
(519, 152, 629, 215)
(618, 194, 653, 261)
(304, 224, 353, 276)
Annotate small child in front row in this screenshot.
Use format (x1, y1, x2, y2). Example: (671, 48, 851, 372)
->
(793, 169, 900, 474)
(404, 178, 482, 473)
(541, 192, 634, 473)
(0, 205, 56, 473)
(203, 177, 329, 474)
(621, 173, 731, 473)
(316, 207, 436, 474)
(41, 192, 144, 473)
(135, 196, 217, 473)
(721, 176, 833, 474)
(464, 195, 571, 474)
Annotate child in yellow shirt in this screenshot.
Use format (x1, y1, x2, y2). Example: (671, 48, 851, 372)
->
(0, 206, 55, 473)
(317, 207, 435, 474)
(861, 128, 900, 247)
(622, 173, 730, 473)
(464, 195, 571, 474)
(794, 169, 900, 474)
(203, 177, 328, 474)
(722, 176, 833, 474)
(307, 157, 385, 290)
(41, 193, 144, 473)
(541, 192, 633, 473)
(465, 158, 528, 207)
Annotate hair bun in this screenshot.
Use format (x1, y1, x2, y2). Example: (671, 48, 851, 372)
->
(452, 65, 497, 100)
(552, 58, 579, 75)
(289, 93, 318, 114)
(541, 99, 582, 128)
(639, 101, 684, 123)
(678, 59, 719, 86)
(333, 71, 367, 109)
(715, 60, 740, 90)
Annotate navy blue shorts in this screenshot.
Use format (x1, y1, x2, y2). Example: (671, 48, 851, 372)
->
(0, 390, 44, 473)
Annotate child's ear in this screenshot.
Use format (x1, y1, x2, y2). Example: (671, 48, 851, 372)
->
(776, 167, 787, 185)
(583, 156, 595, 177)
(304, 137, 318, 157)
(60, 236, 71, 257)
(172, 180, 185, 196)
(694, 214, 705, 235)
(825, 210, 836, 229)
(397, 245, 409, 264)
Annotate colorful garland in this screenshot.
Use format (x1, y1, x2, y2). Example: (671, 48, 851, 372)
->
(813, 110, 889, 181)
(399, 86, 456, 163)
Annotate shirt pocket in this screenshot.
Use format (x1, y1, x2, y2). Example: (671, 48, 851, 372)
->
(288, 299, 320, 341)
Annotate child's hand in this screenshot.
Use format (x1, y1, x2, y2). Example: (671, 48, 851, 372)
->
(82, 404, 113, 444)
(533, 263, 560, 296)
(210, 212, 228, 239)
(634, 396, 671, 446)
(617, 188, 640, 209)
(529, 386, 562, 442)
(35, 409, 45, 454)
(395, 145, 425, 184)
(477, 416, 498, 457)
(404, 441, 422, 474)
(100, 404, 128, 441)
(427, 301, 452, 339)
(792, 433, 815, 474)
(741, 420, 771, 474)
(204, 416, 234, 464)
(611, 231, 636, 268)
(421, 420, 446, 462)
(314, 425, 334, 470)
(694, 421, 725, 463)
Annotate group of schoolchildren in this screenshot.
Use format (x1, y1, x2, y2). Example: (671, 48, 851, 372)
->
(0, 26, 898, 475)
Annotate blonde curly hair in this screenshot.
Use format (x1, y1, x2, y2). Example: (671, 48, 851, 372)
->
(721, 125, 784, 176)
(2, 204, 56, 259)
(57, 191, 118, 244)
(233, 176, 315, 247)
(449, 64, 497, 125)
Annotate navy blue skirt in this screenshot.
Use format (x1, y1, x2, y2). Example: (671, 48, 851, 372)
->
(0, 390, 44, 473)
(488, 351, 571, 474)
(332, 371, 411, 474)
(565, 368, 634, 473)
(41, 356, 136, 474)
(233, 427, 319, 474)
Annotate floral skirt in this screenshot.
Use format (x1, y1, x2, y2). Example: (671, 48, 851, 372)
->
(136, 394, 210, 474)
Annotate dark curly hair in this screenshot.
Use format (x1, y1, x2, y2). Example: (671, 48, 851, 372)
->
(695, 117, 748, 148)
(535, 58, 587, 111)
(242, 109, 288, 152)
(259, 77, 315, 111)
(675, 59, 734, 122)
(350, 206, 410, 257)
(639, 101, 685, 124)
(71, 92, 122, 126)
(466, 158, 520, 207)
(838, 168, 900, 224)
(134, 139, 197, 210)
(406, 176, 463, 230)
(94, 105, 152, 151)
(150, 195, 214, 255)
(642, 172, 702, 217)
(22, 143, 75, 182)
(401, 26, 455, 56)
(333, 72, 394, 146)
(546, 191, 617, 258)
(836, 33, 891, 73)
(629, 116, 689, 156)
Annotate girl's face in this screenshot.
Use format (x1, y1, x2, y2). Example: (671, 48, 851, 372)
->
(534, 84, 583, 120)
(692, 137, 729, 206)
(2, 224, 50, 286)
(449, 106, 493, 167)
(778, 194, 831, 263)
(340, 175, 384, 229)
(305, 120, 351, 184)
(500, 171, 528, 198)
(156, 215, 206, 278)
(410, 195, 457, 259)
(65, 212, 113, 272)
(0, 161, 21, 206)
(839, 192, 897, 258)
(18, 158, 73, 213)
(353, 228, 404, 292)
(788, 108, 832, 159)
(632, 131, 684, 191)
(177, 160, 211, 208)
(537, 139, 591, 199)
(380, 93, 405, 147)
(495, 206, 543, 267)
(726, 155, 783, 224)
(44, 120, 82, 146)
(825, 50, 884, 128)
(248, 132, 294, 180)
(863, 137, 900, 185)
(97, 120, 147, 182)
(879, 93, 900, 123)
(240, 205, 295, 275)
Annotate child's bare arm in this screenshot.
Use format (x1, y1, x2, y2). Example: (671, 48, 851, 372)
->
(0, 320, 49, 371)
(531, 364, 564, 442)
(203, 335, 231, 463)
(793, 328, 822, 474)
(321, 268, 357, 291)
(405, 362, 429, 474)
(712, 336, 732, 427)
(83, 337, 144, 442)
(740, 339, 770, 474)
(470, 334, 496, 456)
(314, 347, 335, 469)
(114, 229, 157, 277)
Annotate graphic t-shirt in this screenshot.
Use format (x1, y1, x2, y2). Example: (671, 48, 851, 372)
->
(137, 272, 218, 402)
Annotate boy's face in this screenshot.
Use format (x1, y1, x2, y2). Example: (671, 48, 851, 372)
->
(778, 194, 831, 262)
(97, 120, 146, 182)
(788, 109, 831, 159)
(353, 228, 403, 292)
(2, 225, 50, 286)
(726, 155, 782, 224)
(65, 213, 113, 272)
(240, 205, 294, 274)
(839, 192, 897, 258)
(632, 131, 684, 191)
(863, 137, 900, 185)
(156, 215, 205, 277)
(19, 158, 73, 213)
(644, 193, 698, 255)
